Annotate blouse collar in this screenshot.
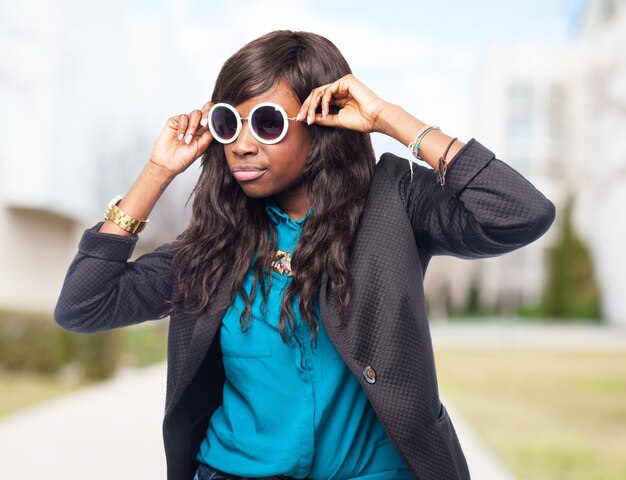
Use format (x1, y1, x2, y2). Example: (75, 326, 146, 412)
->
(264, 198, 312, 229)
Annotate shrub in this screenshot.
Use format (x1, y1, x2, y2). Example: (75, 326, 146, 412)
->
(0, 310, 120, 380)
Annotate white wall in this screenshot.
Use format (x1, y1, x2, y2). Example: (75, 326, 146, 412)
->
(0, 207, 85, 313)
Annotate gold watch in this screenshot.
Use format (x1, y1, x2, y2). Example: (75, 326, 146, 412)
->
(104, 195, 149, 234)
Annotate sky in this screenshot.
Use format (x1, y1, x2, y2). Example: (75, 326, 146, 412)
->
(189, 0, 586, 42)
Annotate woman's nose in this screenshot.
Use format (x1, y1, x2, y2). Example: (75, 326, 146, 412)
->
(230, 121, 258, 156)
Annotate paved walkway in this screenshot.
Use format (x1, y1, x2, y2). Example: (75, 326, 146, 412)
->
(0, 365, 514, 480)
(0, 363, 167, 479)
(7, 320, 618, 479)
(430, 319, 626, 350)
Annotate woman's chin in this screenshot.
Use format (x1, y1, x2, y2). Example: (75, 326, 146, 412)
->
(237, 183, 271, 199)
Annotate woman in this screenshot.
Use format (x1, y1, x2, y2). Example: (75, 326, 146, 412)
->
(55, 30, 555, 480)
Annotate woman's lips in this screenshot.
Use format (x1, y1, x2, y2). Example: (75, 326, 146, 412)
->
(231, 165, 267, 181)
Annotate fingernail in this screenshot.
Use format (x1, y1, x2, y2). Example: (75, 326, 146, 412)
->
(185, 134, 192, 144)
(306, 114, 311, 125)
(322, 110, 326, 119)
(178, 133, 184, 141)
(200, 117, 207, 127)
(296, 112, 301, 121)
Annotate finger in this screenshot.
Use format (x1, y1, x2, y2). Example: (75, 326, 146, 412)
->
(177, 114, 189, 141)
(321, 83, 341, 119)
(200, 101, 213, 127)
(306, 88, 326, 126)
(311, 111, 342, 128)
(307, 88, 326, 126)
(297, 91, 315, 123)
(195, 127, 214, 153)
(184, 109, 203, 145)
(298, 83, 331, 125)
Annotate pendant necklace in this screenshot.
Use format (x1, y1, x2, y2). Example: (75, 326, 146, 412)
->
(270, 230, 300, 277)
(271, 249, 293, 277)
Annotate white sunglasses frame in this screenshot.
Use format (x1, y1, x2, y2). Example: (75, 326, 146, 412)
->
(208, 102, 297, 145)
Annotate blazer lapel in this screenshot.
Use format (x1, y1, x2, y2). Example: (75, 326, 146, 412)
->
(166, 270, 233, 416)
(318, 161, 390, 356)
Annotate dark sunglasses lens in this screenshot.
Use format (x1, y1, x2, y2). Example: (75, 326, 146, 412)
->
(251, 106, 284, 141)
(211, 107, 238, 141)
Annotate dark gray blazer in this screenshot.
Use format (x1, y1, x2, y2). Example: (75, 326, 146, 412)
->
(55, 139, 555, 480)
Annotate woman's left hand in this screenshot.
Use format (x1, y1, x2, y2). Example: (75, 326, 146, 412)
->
(297, 74, 389, 133)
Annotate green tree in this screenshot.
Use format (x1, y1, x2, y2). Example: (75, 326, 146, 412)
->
(542, 196, 601, 320)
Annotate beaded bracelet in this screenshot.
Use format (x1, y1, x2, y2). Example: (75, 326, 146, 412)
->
(406, 125, 441, 181)
(408, 125, 441, 161)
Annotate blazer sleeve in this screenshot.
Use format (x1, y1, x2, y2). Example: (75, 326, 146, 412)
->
(54, 222, 174, 333)
(380, 138, 556, 259)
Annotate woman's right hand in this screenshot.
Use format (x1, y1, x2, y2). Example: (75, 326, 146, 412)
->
(149, 102, 214, 176)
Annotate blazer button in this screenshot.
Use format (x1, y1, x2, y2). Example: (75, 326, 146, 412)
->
(363, 365, 376, 384)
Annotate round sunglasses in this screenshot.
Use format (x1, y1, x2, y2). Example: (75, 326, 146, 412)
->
(208, 102, 298, 145)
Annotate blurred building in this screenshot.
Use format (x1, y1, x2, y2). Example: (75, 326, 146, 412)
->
(575, 0, 626, 325)
(425, 0, 626, 326)
(424, 41, 571, 320)
(0, 0, 201, 314)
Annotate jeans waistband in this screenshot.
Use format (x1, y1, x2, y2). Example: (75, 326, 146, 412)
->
(195, 462, 299, 480)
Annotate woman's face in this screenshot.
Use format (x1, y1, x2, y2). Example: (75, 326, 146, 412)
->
(223, 78, 311, 204)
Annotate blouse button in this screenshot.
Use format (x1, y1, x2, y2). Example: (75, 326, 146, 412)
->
(363, 365, 376, 384)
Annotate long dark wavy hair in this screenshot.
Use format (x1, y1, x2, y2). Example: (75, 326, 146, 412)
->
(170, 30, 376, 344)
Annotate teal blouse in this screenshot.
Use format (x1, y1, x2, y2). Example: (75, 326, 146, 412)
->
(196, 198, 413, 479)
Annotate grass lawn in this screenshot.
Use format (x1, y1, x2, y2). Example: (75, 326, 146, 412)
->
(0, 372, 87, 417)
(434, 348, 626, 480)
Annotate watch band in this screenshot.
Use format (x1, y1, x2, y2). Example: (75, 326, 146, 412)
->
(104, 195, 149, 234)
